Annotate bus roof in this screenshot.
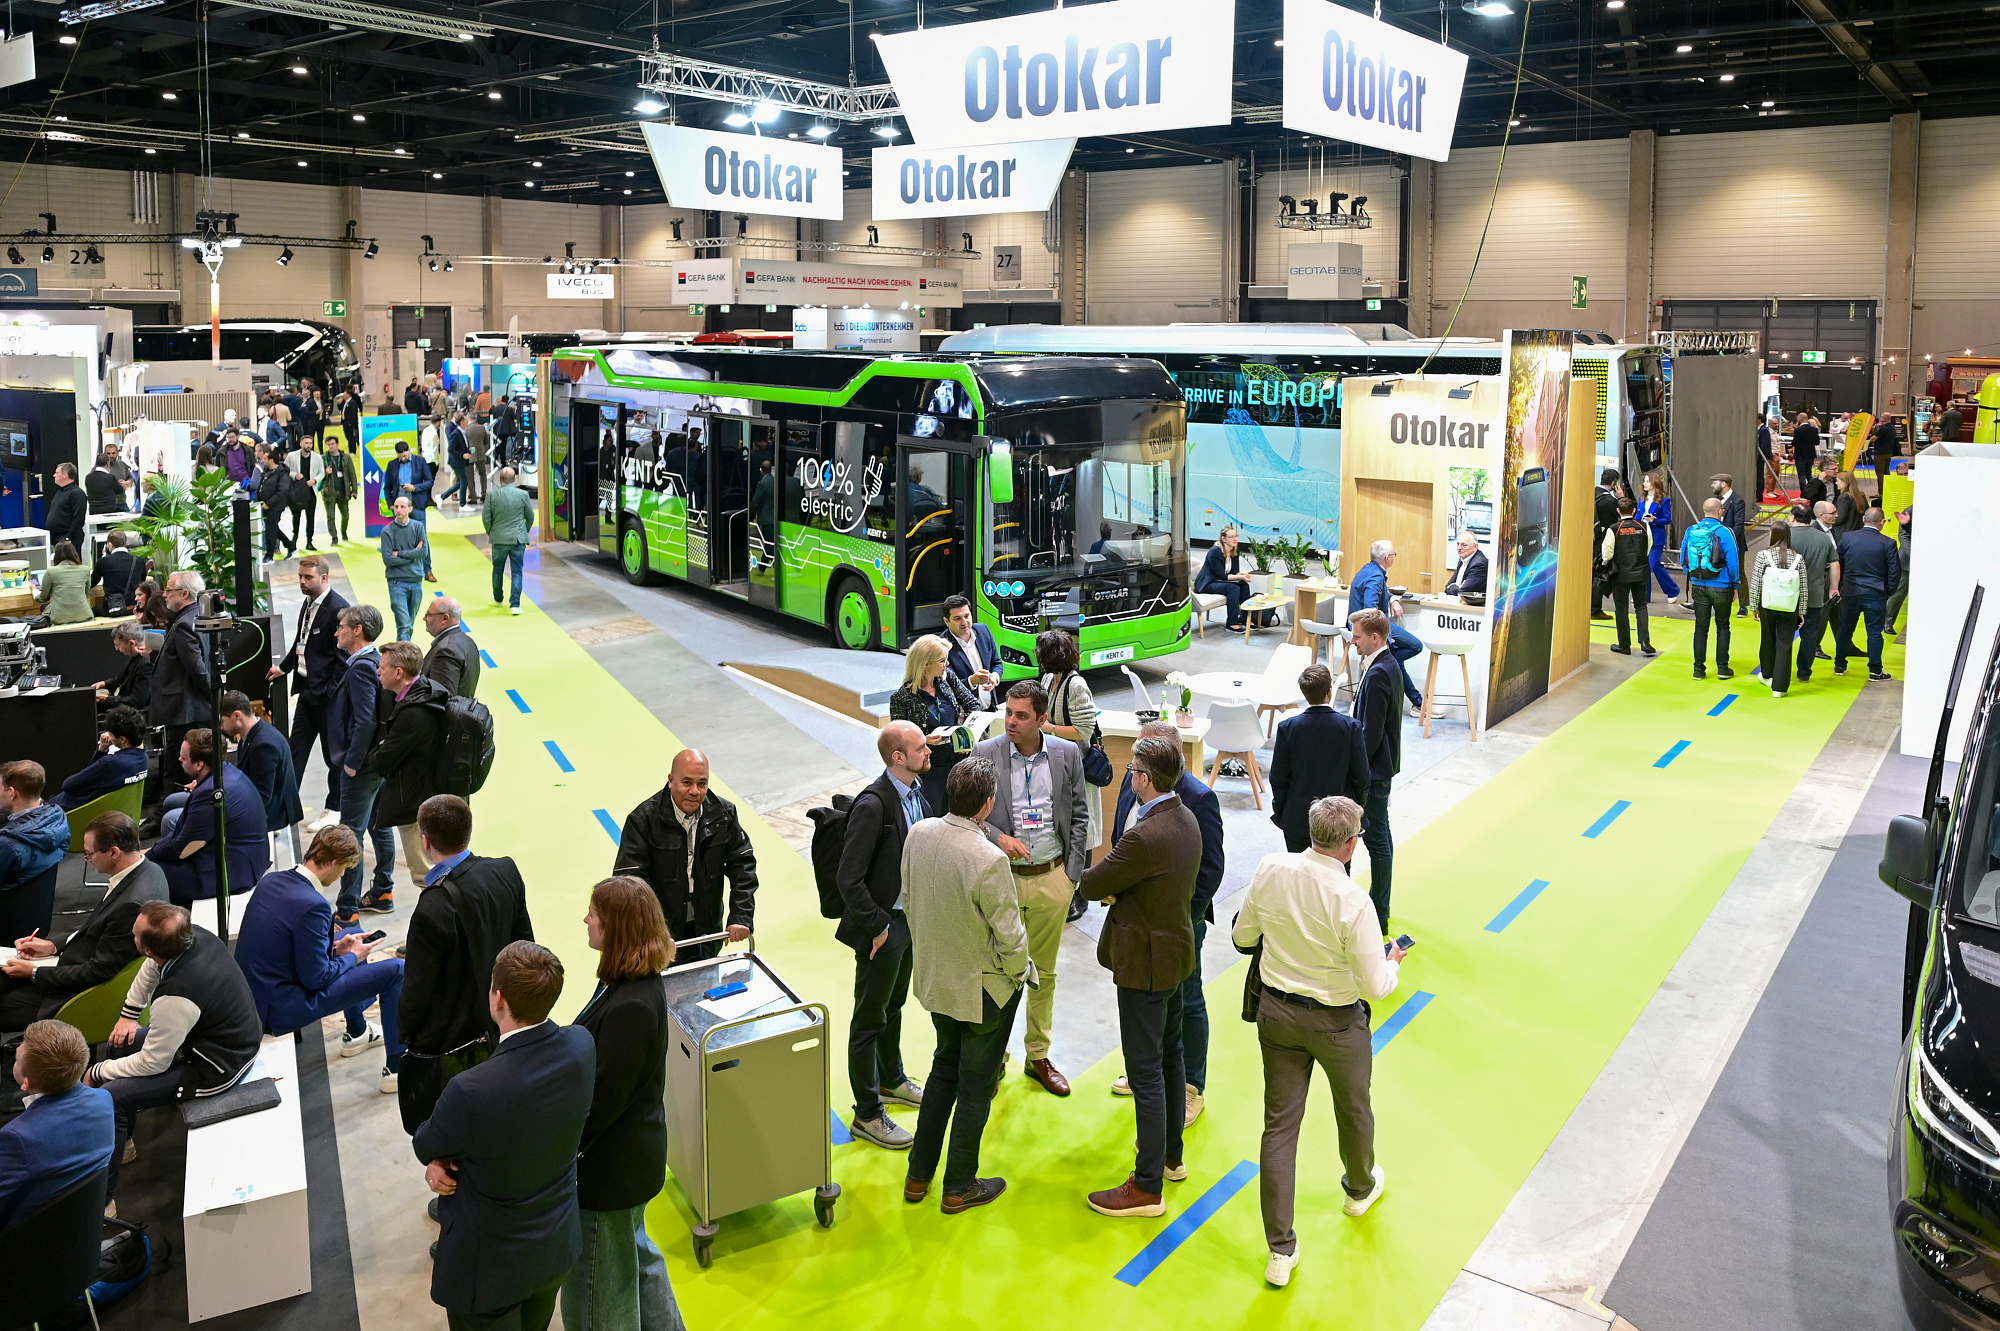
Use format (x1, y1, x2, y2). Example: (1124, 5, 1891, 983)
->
(939, 322, 1657, 360)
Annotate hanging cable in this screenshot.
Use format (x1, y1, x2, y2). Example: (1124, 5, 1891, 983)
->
(0, 20, 88, 219)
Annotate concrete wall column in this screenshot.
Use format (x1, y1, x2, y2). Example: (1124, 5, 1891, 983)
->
(601, 205, 623, 335)
(1058, 168, 1085, 325)
(1624, 129, 1655, 342)
(1220, 158, 1241, 323)
(1883, 111, 1920, 414)
(1406, 159, 1433, 335)
(482, 194, 502, 332)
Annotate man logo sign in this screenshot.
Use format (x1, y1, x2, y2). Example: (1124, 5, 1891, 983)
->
(1281, 0, 1468, 162)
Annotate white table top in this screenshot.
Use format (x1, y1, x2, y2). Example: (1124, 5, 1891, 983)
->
(1095, 709, 1212, 743)
(183, 1033, 307, 1217)
(1184, 671, 1302, 708)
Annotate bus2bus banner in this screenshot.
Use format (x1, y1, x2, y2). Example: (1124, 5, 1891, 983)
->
(362, 414, 421, 537)
(1282, 0, 1467, 162)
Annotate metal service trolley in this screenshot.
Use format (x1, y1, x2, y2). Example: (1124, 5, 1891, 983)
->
(660, 934, 840, 1268)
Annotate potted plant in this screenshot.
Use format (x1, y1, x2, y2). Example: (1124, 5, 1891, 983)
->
(1279, 534, 1319, 583)
(118, 469, 269, 610)
(1163, 671, 1196, 727)
(1243, 534, 1285, 596)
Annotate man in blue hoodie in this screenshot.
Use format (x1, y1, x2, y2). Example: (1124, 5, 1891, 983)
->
(1680, 496, 1741, 681)
(0, 761, 69, 894)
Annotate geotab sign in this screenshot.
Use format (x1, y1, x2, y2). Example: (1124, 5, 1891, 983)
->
(1281, 0, 1468, 163)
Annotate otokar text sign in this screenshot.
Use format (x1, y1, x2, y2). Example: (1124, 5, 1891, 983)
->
(875, 0, 1233, 149)
(870, 139, 1073, 220)
(641, 123, 843, 220)
(1282, 0, 1467, 162)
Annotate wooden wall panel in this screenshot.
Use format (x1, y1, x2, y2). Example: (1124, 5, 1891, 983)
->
(1549, 379, 1598, 684)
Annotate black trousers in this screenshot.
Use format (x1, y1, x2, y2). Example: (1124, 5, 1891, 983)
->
(445, 1279, 560, 1331)
(1118, 984, 1187, 1196)
(1361, 776, 1393, 931)
(0, 973, 56, 1032)
(1759, 609, 1799, 693)
(848, 911, 912, 1122)
(1691, 586, 1734, 669)
(289, 498, 315, 548)
(1796, 603, 1829, 681)
(908, 987, 1021, 1194)
(289, 690, 342, 812)
(1610, 579, 1650, 651)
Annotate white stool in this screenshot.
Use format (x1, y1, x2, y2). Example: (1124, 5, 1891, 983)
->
(1417, 635, 1480, 741)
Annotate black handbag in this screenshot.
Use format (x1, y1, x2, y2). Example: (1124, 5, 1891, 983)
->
(179, 1076, 280, 1128)
(1056, 672, 1114, 787)
(1241, 941, 1265, 1022)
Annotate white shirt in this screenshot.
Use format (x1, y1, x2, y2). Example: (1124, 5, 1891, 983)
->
(1232, 847, 1400, 1007)
(296, 587, 331, 683)
(497, 1018, 550, 1047)
(952, 626, 993, 708)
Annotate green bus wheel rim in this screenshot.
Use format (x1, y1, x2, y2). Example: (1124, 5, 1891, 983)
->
(836, 588, 872, 648)
(622, 528, 643, 575)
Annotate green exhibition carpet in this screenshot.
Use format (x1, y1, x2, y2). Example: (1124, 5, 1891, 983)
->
(334, 513, 1894, 1328)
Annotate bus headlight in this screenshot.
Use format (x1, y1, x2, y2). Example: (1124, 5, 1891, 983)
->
(1912, 1045, 2000, 1168)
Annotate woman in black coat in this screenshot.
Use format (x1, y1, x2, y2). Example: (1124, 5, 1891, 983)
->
(562, 876, 685, 1331)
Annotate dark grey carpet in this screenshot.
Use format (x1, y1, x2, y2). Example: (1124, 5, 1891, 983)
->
(1605, 749, 1927, 1331)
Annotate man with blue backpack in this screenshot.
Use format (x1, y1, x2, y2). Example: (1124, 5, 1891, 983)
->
(1681, 497, 1741, 681)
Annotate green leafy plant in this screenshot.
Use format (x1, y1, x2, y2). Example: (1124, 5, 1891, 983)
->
(115, 473, 196, 573)
(1243, 535, 1275, 573)
(117, 468, 253, 593)
(1278, 534, 1321, 579)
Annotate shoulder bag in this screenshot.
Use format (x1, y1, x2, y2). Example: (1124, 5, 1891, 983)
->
(1056, 671, 1113, 787)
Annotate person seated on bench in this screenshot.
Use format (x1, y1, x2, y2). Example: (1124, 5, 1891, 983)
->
(53, 707, 150, 811)
(0, 761, 69, 894)
(218, 690, 304, 846)
(84, 902, 261, 1200)
(149, 729, 269, 908)
(236, 826, 406, 1094)
(0, 812, 167, 1034)
(0, 1020, 114, 1229)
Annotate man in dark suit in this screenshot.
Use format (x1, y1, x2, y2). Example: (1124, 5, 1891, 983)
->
(88, 531, 146, 615)
(1111, 720, 1225, 1121)
(1444, 531, 1487, 597)
(834, 720, 931, 1150)
(53, 706, 149, 811)
(615, 749, 759, 963)
(399, 795, 536, 1135)
(420, 597, 482, 698)
(1591, 469, 1621, 619)
(152, 571, 216, 792)
(148, 728, 269, 906)
(1712, 474, 1749, 616)
(416, 941, 594, 1331)
(1833, 507, 1903, 683)
(218, 690, 304, 845)
(1349, 609, 1403, 932)
(96, 623, 153, 715)
(1078, 735, 1201, 1219)
(267, 555, 348, 813)
(941, 594, 1001, 711)
(1791, 411, 1820, 493)
(1269, 665, 1371, 854)
(0, 812, 166, 1032)
(330, 606, 392, 926)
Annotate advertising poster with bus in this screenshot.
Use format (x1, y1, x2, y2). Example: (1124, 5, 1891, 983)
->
(1488, 330, 1575, 727)
(361, 414, 421, 537)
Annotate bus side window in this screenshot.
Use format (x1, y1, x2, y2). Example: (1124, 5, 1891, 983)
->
(785, 424, 834, 531)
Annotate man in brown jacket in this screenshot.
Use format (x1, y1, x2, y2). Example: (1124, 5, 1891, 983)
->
(1077, 734, 1200, 1219)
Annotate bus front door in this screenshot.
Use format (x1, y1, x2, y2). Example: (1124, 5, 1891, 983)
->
(896, 442, 972, 643)
(746, 421, 779, 610)
(702, 416, 754, 599)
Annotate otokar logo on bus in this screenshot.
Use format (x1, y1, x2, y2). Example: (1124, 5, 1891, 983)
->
(1281, 0, 1467, 162)
(871, 139, 1074, 220)
(874, 0, 1233, 149)
(640, 123, 843, 221)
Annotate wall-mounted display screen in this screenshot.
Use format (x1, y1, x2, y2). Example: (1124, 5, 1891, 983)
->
(0, 418, 29, 467)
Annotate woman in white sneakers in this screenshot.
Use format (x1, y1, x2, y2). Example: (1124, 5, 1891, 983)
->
(1750, 522, 1804, 698)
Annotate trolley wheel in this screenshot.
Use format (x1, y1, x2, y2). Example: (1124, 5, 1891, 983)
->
(829, 574, 877, 650)
(692, 1221, 719, 1269)
(814, 1182, 840, 1229)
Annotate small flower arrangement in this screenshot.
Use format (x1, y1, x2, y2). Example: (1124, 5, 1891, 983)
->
(1164, 670, 1195, 720)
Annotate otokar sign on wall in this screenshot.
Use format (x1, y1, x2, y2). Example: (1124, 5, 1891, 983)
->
(640, 123, 843, 220)
(1282, 0, 1467, 162)
(871, 139, 1074, 220)
(874, 0, 1233, 149)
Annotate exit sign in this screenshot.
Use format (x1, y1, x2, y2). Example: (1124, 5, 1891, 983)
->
(1364, 298, 1382, 312)
(1801, 350, 1826, 363)
(415, 338, 432, 349)
(1570, 275, 1588, 310)
(322, 299, 347, 317)
(689, 304, 706, 316)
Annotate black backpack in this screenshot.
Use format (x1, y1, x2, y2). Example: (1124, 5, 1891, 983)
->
(434, 695, 496, 796)
(806, 794, 855, 919)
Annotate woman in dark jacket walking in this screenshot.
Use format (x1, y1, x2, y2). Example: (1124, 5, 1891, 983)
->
(563, 876, 685, 1331)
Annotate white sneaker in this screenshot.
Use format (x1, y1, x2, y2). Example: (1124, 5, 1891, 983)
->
(1772, 686, 1784, 698)
(307, 809, 340, 832)
(1164, 1161, 1188, 1182)
(510, 605, 522, 616)
(381, 1069, 399, 1094)
(1185, 1084, 1205, 1126)
(1111, 1075, 1133, 1096)
(1343, 1165, 1386, 1217)
(341, 1022, 383, 1058)
(1265, 1247, 1300, 1287)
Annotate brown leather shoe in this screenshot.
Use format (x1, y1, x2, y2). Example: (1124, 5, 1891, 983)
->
(904, 1176, 929, 1204)
(1025, 1058, 1072, 1096)
(941, 1177, 1007, 1214)
(1087, 1175, 1166, 1218)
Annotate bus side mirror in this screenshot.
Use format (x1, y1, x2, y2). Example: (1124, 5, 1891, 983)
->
(987, 441, 1013, 504)
(1882, 813, 1937, 907)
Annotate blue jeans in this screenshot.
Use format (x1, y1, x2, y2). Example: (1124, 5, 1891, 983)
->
(280, 955, 407, 1071)
(337, 767, 396, 914)
(491, 542, 526, 608)
(412, 509, 433, 576)
(1835, 595, 1888, 675)
(1387, 623, 1424, 706)
(560, 1203, 686, 1331)
(1178, 916, 1210, 1093)
(388, 579, 423, 641)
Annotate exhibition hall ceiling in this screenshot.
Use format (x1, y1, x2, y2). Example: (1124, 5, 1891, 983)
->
(1, 0, 1994, 200)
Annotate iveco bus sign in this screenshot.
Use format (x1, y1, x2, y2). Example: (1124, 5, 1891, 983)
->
(870, 139, 1074, 220)
(640, 122, 843, 220)
(1281, 0, 1467, 162)
(874, 0, 1234, 149)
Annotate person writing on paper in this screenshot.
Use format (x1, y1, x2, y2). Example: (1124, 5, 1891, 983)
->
(890, 635, 981, 815)
(0, 812, 165, 1035)
(942, 595, 1001, 710)
(1443, 532, 1487, 598)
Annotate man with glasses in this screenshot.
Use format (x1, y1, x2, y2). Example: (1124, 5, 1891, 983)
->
(152, 571, 215, 793)
(0, 812, 166, 1033)
(419, 598, 481, 699)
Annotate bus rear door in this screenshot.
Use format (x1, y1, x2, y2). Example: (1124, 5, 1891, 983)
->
(897, 439, 974, 643)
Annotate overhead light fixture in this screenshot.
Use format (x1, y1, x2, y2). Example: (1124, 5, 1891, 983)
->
(723, 108, 751, 126)
(872, 122, 901, 138)
(1606, 0, 1624, 7)
(1462, 0, 1514, 15)
(432, 171, 444, 179)
(443, 259, 453, 272)
(1761, 99, 1775, 107)
(1273, 38, 1284, 46)
(1125, 147, 1134, 153)
(428, 258, 439, 272)
(525, 181, 535, 188)
(456, 32, 474, 40)
(145, 148, 156, 154)
(393, 147, 406, 154)
(751, 101, 781, 124)
(624, 170, 635, 177)
(352, 112, 366, 121)
(487, 89, 503, 100)
(276, 246, 293, 265)
(623, 189, 632, 195)
(58, 34, 76, 44)
(161, 91, 177, 100)
(1676, 43, 1693, 52)
(531, 160, 543, 168)
(634, 99, 666, 115)
(236, 131, 249, 139)
(806, 122, 833, 138)
(297, 159, 307, 166)
(1509, 118, 1521, 126)
(1718, 73, 1735, 82)
(40, 246, 52, 263)
(213, 0, 494, 42)
(866, 224, 879, 245)
(364, 240, 378, 258)
(5, 248, 20, 264)
(84, 245, 102, 264)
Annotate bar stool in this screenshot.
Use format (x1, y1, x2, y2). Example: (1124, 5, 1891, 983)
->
(1298, 594, 1350, 672)
(1415, 628, 1481, 741)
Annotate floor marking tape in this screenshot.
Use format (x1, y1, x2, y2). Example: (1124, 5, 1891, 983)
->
(1582, 800, 1632, 839)
(545, 741, 575, 774)
(1654, 740, 1691, 768)
(479, 649, 496, 668)
(592, 809, 621, 844)
(1113, 1161, 1261, 1287)
(506, 689, 531, 714)
(1485, 880, 1552, 934)
(1372, 991, 1433, 1054)
(1707, 694, 1738, 716)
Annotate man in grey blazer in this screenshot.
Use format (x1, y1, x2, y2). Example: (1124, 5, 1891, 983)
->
(972, 679, 1090, 1097)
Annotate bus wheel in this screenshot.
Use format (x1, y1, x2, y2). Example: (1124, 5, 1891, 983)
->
(621, 522, 659, 586)
(829, 576, 877, 650)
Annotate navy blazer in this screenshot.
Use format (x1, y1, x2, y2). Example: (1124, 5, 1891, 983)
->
(0, 1082, 114, 1230)
(1837, 526, 1902, 600)
(277, 588, 349, 703)
(327, 646, 382, 771)
(1355, 651, 1405, 783)
(235, 866, 358, 1036)
(1445, 549, 1488, 597)
(237, 719, 304, 830)
(54, 744, 146, 810)
(1113, 769, 1225, 921)
(148, 764, 269, 902)
(944, 623, 1000, 694)
(385, 454, 436, 511)
(1194, 543, 1238, 594)
(415, 1020, 596, 1317)
(1269, 705, 1372, 852)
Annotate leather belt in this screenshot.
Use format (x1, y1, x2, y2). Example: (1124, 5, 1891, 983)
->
(1011, 860, 1056, 877)
(1267, 987, 1359, 1013)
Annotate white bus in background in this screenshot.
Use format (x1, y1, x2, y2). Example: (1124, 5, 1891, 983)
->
(938, 323, 1665, 550)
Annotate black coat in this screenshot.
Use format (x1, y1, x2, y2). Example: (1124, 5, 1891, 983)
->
(44, 482, 86, 552)
(833, 771, 916, 955)
(1355, 650, 1405, 783)
(237, 718, 304, 830)
(414, 1020, 594, 1316)
(19, 859, 167, 1019)
(1269, 705, 1372, 853)
(400, 853, 535, 1055)
(102, 652, 152, 713)
(88, 549, 146, 607)
(572, 975, 668, 1212)
(365, 675, 451, 829)
(1445, 549, 1488, 596)
(84, 469, 127, 514)
(152, 602, 215, 727)
(615, 789, 759, 943)
(421, 625, 481, 699)
(277, 589, 349, 703)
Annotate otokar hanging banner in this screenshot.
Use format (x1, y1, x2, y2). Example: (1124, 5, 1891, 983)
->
(640, 123, 843, 220)
(1281, 0, 1468, 162)
(875, 0, 1234, 149)
(870, 139, 1074, 220)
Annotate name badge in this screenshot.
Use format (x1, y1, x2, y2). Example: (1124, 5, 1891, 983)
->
(1018, 807, 1050, 831)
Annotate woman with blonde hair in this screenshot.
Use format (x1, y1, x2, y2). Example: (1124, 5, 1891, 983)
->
(891, 634, 981, 812)
(563, 875, 684, 1331)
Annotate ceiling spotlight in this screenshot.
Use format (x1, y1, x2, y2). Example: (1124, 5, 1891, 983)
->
(806, 122, 833, 138)
(352, 112, 366, 121)
(624, 170, 635, 177)
(1718, 73, 1735, 82)
(750, 101, 781, 124)
(40, 246, 52, 264)
(1761, 99, 1775, 107)
(872, 122, 901, 138)
(723, 108, 751, 126)
(84, 246, 103, 265)
(5, 248, 19, 265)
(1462, 0, 1514, 15)
(456, 32, 474, 40)
(1277, 194, 1297, 216)
(443, 259, 453, 272)
(1606, 0, 1624, 7)
(145, 148, 156, 155)
(365, 240, 378, 258)
(432, 171, 444, 179)
(623, 189, 632, 195)
(532, 160, 543, 167)
(1126, 147, 1134, 153)
(291, 64, 308, 74)
(428, 258, 439, 272)
(1676, 43, 1693, 52)
(634, 99, 666, 115)
(1509, 118, 1521, 126)
(393, 147, 406, 155)
(297, 159, 308, 166)
(866, 224, 879, 245)
(277, 246, 294, 266)
(236, 131, 249, 139)
(487, 89, 503, 99)
(525, 181, 535, 188)
(1273, 38, 1285, 46)
(161, 91, 177, 100)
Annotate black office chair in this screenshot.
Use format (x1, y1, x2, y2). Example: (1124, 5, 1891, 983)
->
(0, 861, 58, 941)
(0, 1165, 109, 1329)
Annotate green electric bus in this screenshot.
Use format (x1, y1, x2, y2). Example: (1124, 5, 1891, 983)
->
(542, 344, 1192, 673)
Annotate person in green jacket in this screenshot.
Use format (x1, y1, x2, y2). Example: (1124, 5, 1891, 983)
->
(37, 541, 95, 624)
(482, 466, 534, 615)
(320, 436, 359, 544)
